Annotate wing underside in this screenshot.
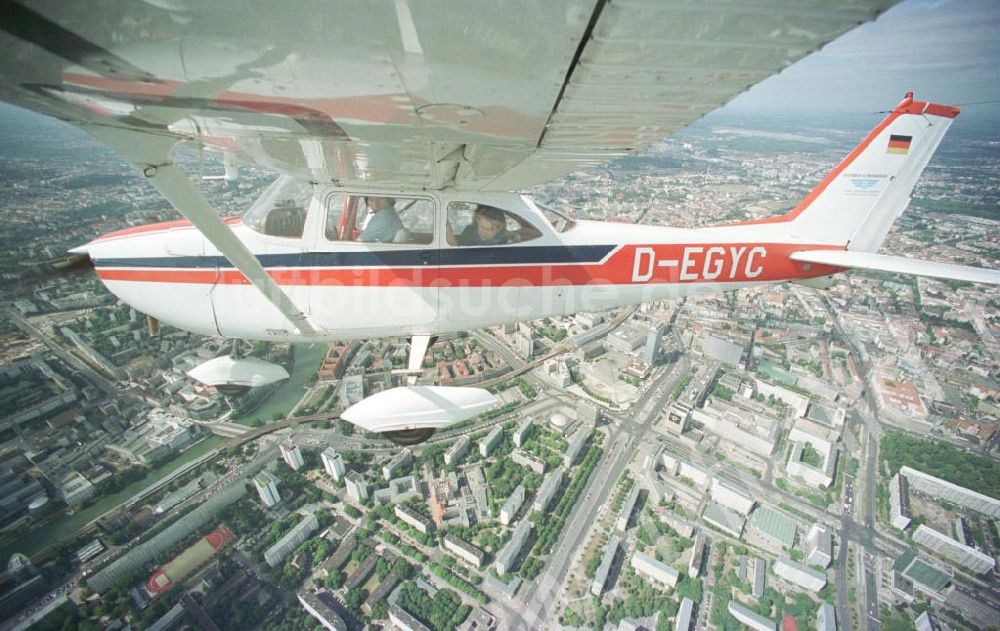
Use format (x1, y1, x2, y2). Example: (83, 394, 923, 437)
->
(0, 0, 895, 191)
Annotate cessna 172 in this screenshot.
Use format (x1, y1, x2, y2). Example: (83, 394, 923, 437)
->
(1, 1, 997, 443)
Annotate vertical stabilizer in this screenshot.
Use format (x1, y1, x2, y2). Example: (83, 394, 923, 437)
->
(754, 94, 959, 251)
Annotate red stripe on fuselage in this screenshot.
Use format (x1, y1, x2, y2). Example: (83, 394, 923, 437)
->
(95, 243, 845, 287)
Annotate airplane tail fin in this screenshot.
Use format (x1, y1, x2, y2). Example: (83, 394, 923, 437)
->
(754, 93, 960, 252)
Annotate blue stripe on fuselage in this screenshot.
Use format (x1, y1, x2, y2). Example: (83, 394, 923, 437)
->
(92, 245, 617, 269)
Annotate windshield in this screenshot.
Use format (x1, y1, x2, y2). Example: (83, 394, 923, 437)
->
(243, 176, 314, 238)
(523, 195, 576, 233)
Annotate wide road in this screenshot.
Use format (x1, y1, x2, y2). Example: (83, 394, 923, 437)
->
(512, 347, 691, 629)
(824, 296, 883, 631)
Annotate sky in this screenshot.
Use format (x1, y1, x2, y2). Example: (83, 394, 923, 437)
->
(722, 0, 1000, 124)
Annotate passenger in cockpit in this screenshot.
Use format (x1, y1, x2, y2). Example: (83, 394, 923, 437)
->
(456, 206, 508, 246)
(358, 196, 403, 243)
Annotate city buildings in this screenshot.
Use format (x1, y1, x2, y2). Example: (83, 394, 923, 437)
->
(630, 550, 680, 589)
(373, 474, 422, 504)
(751, 557, 766, 598)
(59, 471, 95, 506)
(265, 512, 319, 567)
(321, 448, 345, 481)
(786, 440, 838, 488)
(688, 534, 704, 578)
(253, 472, 281, 508)
(443, 535, 486, 568)
(539, 359, 572, 387)
(389, 604, 432, 631)
(675, 597, 694, 631)
(75, 540, 104, 565)
(913, 524, 995, 574)
(445, 436, 470, 466)
(564, 428, 589, 467)
(805, 523, 833, 568)
(900, 466, 1000, 518)
(817, 602, 836, 631)
(702, 336, 744, 368)
(394, 504, 432, 535)
(643, 327, 662, 365)
(703, 502, 745, 538)
(773, 556, 827, 592)
(746, 506, 797, 553)
(500, 485, 525, 526)
(479, 426, 502, 457)
(664, 402, 691, 435)
(889, 473, 912, 530)
(345, 471, 368, 504)
(709, 478, 755, 514)
(892, 550, 952, 602)
(298, 591, 348, 631)
(496, 520, 532, 576)
(617, 485, 640, 531)
(914, 611, 940, 631)
(280, 441, 304, 471)
(606, 327, 645, 353)
(511, 449, 546, 474)
(727, 600, 776, 631)
(517, 327, 536, 360)
(691, 400, 780, 457)
(592, 535, 621, 596)
(514, 418, 533, 447)
(534, 470, 563, 513)
(382, 448, 412, 480)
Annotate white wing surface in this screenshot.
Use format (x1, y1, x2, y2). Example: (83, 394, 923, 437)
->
(0, 0, 894, 191)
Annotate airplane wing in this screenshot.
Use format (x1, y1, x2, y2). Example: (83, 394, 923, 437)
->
(0, 0, 896, 192)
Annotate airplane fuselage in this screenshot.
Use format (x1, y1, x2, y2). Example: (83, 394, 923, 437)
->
(84, 189, 844, 341)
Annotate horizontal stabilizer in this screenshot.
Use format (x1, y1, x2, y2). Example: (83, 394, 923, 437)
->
(790, 250, 1000, 285)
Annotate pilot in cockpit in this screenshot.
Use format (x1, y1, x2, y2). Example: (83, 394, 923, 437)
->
(358, 196, 403, 243)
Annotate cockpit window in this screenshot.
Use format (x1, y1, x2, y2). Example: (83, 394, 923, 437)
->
(326, 195, 434, 245)
(243, 176, 312, 238)
(446, 202, 543, 247)
(524, 195, 576, 233)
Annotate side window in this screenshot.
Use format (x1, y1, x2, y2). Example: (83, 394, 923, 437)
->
(447, 202, 543, 247)
(244, 176, 312, 239)
(325, 195, 434, 245)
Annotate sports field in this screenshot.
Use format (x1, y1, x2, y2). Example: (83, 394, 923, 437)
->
(147, 524, 235, 595)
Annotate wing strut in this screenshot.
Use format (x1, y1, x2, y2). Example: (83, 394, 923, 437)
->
(90, 128, 317, 336)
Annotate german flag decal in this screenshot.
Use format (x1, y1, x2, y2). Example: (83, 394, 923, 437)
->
(887, 134, 912, 154)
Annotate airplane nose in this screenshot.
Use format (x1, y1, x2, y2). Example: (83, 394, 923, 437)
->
(50, 248, 93, 275)
(68, 244, 89, 256)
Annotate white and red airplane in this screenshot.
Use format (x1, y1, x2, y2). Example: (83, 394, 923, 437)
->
(0, 1, 996, 442)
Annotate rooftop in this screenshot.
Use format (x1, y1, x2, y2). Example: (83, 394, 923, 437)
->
(747, 506, 797, 547)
